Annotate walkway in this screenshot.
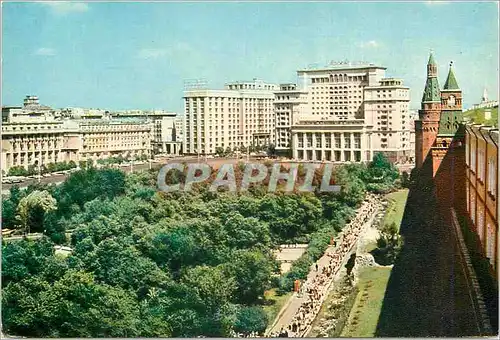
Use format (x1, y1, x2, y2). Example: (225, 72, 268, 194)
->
(266, 194, 382, 337)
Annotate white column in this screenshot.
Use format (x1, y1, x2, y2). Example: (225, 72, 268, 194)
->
(351, 132, 355, 162)
(340, 132, 345, 162)
(321, 133, 326, 160)
(312, 133, 317, 160)
(292, 133, 298, 159)
(303, 133, 308, 161)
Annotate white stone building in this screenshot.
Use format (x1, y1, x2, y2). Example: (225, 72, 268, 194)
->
(287, 63, 412, 163)
(183, 79, 278, 155)
(1, 96, 178, 173)
(274, 84, 308, 156)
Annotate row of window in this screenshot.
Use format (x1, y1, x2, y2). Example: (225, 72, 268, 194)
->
(467, 142, 497, 196)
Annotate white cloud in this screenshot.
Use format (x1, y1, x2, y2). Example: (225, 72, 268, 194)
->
(40, 2, 89, 15)
(359, 40, 380, 49)
(425, 1, 451, 6)
(34, 47, 56, 56)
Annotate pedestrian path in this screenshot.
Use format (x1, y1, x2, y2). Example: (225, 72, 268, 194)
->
(266, 194, 382, 337)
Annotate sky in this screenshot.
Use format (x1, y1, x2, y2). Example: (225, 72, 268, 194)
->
(2, 1, 499, 113)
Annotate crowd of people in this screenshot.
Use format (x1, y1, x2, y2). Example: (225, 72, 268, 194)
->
(268, 193, 382, 338)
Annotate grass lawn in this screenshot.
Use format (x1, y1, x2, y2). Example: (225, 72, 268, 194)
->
(383, 189, 409, 228)
(341, 189, 409, 336)
(463, 106, 498, 127)
(341, 266, 393, 337)
(262, 289, 292, 331)
(361, 189, 409, 254)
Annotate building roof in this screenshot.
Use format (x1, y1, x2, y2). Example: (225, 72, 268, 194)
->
(428, 52, 437, 66)
(422, 77, 441, 102)
(443, 63, 460, 90)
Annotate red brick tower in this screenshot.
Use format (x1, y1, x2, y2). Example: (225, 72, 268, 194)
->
(432, 62, 466, 219)
(415, 52, 441, 174)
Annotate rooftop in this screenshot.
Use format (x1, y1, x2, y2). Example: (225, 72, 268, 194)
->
(298, 61, 386, 72)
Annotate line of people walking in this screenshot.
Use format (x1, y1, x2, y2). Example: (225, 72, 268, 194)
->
(269, 194, 382, 338)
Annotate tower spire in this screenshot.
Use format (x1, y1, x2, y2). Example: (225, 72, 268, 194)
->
(422, 51, 440, 102)
(443, 61, 460, 90)
(482, 87, 488, 103)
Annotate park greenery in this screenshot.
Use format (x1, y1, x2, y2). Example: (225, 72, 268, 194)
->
(2, 153, 401, 337)
(7, 160, 78, 177)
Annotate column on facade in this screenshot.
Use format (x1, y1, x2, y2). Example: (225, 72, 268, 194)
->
(368, 133, 373, 161)
(340, 132, 345, 162)
(302, 133, 307, 161)
(292, 133, 298, 159)
(351, 132, 355, 161)
(321, 133, 326, 160)
(312, 133, 317, 161)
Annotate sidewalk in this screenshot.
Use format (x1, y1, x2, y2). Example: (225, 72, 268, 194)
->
(266, 196, 382, 336)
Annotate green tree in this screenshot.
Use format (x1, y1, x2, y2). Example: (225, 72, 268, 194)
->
(234, 306, 268, 336)
(372, 222, 404, 265)
(8, 166, 28, 177)
(17, 190, 57, 234)
(215, 147, 225, 157)
(225, 249, 277, 304)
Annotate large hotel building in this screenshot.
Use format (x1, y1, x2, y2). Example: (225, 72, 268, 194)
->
(183, 63, 412, 163)
(288, 63, 412, 163)
(183, 79, 278, 155)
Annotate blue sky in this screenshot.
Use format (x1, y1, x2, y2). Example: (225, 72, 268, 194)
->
(2, 1, 498, 113)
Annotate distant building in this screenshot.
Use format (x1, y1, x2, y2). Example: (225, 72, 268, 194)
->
(183, 79, 278, 155)
(1, 96, 178, 172)
(465, 87, 498, 111)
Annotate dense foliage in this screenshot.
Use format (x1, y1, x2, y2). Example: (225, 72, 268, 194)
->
(2, 153, 399, 337)
(372, 222, 404, 265)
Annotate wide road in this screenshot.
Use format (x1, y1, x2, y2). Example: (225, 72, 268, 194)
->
(1, 156, 242, 193)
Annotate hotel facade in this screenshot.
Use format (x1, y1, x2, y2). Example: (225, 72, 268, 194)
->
(183, 79, 278, 155)
(287, 63, 412, 163)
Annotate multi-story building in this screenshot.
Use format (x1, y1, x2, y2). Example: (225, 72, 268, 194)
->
(1, 120, 79, 170)
(364, 78, 412, 162)
(76, 119, 152, 161)
(183, 79, 278, 155)
(174, 116, 184, 143)
(465, 124, 498, 275)
(409, 109, 419, 164)
(289, 62, 411, 163)
(274, 84, 308, 156)
(113, 110, 180, 155)
(1, 96, 178, 172)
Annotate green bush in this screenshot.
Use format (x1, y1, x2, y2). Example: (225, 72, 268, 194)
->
(371, 222, 403, 265)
